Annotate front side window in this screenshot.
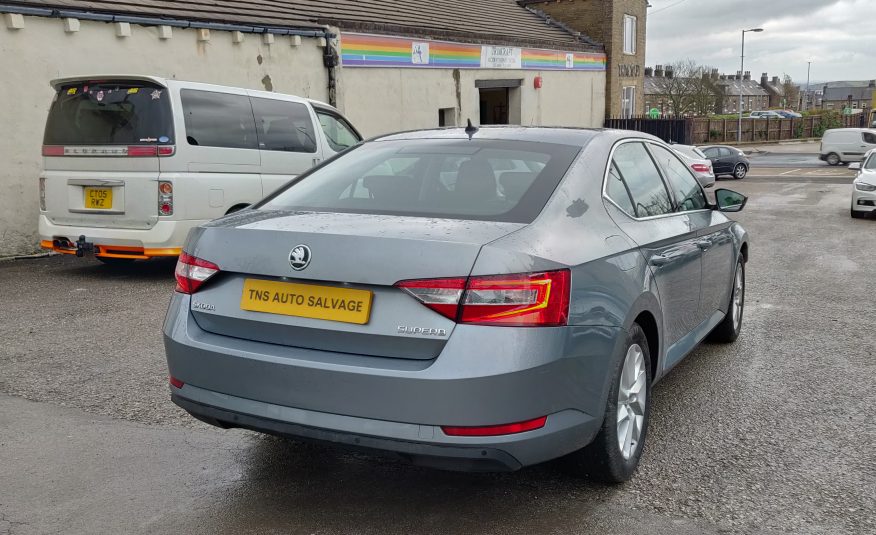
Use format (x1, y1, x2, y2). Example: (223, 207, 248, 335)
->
(611, 142, 673, 218)
(258, 139, 580, 223)
(316, 110, 361, 152)
(251, 98, 317, 153)
(649, 145, 708, 212)
(181, 90, 257, 149)
(623, 15, 637, 55)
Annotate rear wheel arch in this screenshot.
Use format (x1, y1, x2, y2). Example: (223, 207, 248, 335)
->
(633, 311, 659, 383)
(740, 242, 749, 263)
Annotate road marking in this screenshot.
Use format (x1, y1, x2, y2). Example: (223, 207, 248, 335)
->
(780, 169, 801, 175)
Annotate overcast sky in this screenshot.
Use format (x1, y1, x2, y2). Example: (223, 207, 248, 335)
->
(646, 0, 876, 84)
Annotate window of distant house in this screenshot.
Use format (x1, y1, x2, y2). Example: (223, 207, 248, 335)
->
(622, 86, 636, 119)
(623, 15, 637, 55)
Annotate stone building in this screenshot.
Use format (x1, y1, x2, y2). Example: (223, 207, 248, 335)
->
(521, 0, 648, 118)
(820, 80, 876, 111)
(760, 74, 786, 109)
(0, 0, 618, 256)
(714, 71, 770, 115)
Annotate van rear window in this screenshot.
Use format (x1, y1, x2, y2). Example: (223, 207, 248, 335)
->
(44, 81, 174, 146)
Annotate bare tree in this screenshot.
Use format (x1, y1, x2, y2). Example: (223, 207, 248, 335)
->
(689, 65, 719, 117)
(782, 75, 801, 110)
(662, 60, 698, 117)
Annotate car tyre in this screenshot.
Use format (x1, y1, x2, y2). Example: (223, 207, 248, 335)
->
(709, 257, 745, 343)
(96, 256, 136, 266)
(826, 153, 841, 166)
(564, 323, 651, 483)
(733, 164, 748, 179)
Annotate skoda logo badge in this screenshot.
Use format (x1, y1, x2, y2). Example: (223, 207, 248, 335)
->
(289, 245, 312, 271)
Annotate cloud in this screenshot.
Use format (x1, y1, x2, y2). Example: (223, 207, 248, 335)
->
(646, 0, 876, 83)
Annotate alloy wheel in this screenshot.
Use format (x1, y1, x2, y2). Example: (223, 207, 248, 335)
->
(617, 344, 647, 460)
(731, 264, 745, 330)
(734, 164, 747, 179)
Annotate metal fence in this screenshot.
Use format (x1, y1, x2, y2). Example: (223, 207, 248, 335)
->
(605, 113, 868, 145)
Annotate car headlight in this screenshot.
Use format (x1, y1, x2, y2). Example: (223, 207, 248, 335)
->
(856, 182, 876, 192)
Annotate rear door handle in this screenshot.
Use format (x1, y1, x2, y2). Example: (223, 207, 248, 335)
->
(695, 240, 713, 251)
(650, 255, 671, 267)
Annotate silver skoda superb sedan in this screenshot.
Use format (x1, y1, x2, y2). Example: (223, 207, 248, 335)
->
(164, 127, 749, 482)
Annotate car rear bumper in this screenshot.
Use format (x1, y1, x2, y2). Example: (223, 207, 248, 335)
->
(164, 293, 621, 470)
(39, 215, 206, 258)
(172, 387, 595, 471)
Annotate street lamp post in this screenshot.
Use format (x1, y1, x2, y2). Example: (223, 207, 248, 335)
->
(738, 28, 764, 143)
(805, 60, 812, 111)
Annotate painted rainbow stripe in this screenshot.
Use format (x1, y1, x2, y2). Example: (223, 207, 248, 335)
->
(341, 33, 605, 71)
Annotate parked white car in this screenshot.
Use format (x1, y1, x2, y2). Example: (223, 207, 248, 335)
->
(670, 144, 716, 188)
(39, 75, 362, 263)
(749, 110, 784, 119)
(850, 150, 876, 218)
(819, 128, 876, 166)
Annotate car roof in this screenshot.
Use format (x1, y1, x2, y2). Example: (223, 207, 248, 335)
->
(372, 126, 660, 146)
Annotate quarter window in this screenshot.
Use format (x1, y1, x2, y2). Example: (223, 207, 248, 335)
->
(649, 145, 708, 212)
(623, 15, 637, 55)
(611, 142, 673, 217)
(862, 132, 876, 144)
(316, 110, 361, 152)
(181, 90, 257, 149)
(251, 98, 318, 153)
(606, 162, 635, 215)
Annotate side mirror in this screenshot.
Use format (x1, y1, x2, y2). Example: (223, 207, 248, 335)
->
(714, 189, 747, 212)
(848, 162, 862, 171)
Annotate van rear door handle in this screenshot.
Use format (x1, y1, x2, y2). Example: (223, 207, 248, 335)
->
(695, 240, 713, 251)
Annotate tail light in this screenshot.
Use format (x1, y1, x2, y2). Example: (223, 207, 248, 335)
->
(691, 163, 711, 173)
(174, 252, 219, 294)
(158, 181, 174, 216)
(396, 269, 570, 327)
(42, 145, 65, 156)
(39, 177, 46, 211)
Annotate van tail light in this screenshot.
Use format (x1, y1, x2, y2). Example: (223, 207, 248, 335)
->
(174, 252, 219, 294)
(396, 269, 570, 327)
(691, 163, 711, 173)
(42, 145, 65, 156)
(158, 181, 174, 216)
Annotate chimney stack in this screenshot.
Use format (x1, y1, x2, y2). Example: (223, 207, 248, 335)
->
(870, 80, 876, 88)
(772, 76, 780, 85)
(761, 73, 769, 85)
(655, 65, 664, 77)
(744, 71, 751, 81)
(645, 67, 653, 77)
(711, 68, 719, 80)
(665, 66, 674, 79)
(736, 71, 742, 80)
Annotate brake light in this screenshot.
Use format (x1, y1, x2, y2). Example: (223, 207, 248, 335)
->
(442, 416, 547, 437)
(169, 376, 185, 389)
(158, 181, 173, 216)
(174, 252, 219, 294)
(42, 145, 64, 156)
(691, 163, 711, 173)
(41, 145, 175, 157)
(396, 269, 570, 327)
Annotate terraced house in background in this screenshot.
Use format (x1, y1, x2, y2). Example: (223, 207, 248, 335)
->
(0, 0, 649, 258)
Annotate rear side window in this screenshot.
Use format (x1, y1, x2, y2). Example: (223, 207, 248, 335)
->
(605, 162, 635, 215)
(611, 142, 673, 218)
(44, 81, 173, 145)
(649, 145, 708, 212)
(181, 90, 257, 149)
(251, 98, 317, 153)
(258, 139, 580, 223)
(863, 132, 876, 144)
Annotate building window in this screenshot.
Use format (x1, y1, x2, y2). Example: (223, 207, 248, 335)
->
(621, 86, 636, 118)
(623, 15, 637, 55)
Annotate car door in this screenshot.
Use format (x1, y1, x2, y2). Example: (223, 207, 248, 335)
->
(250, 95, 322, 197)
(702, 147, 724, 174)
(604, 141, 703, 353)
(648, 144, 734, 333)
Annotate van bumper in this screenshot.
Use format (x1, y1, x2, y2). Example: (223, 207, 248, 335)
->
(38, 215, 206, 258)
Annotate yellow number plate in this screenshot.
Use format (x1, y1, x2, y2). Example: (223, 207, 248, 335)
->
(84, 187, 113, 209)
(240, 279, 373, 325)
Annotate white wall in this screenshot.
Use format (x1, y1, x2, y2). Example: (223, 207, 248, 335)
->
(338, 67, 606, 138)
(0, 15, 328, 257)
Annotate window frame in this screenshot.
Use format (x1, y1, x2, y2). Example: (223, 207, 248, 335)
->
(621, 86, 636, 119)
(313, 106, 363, 153)
(623, 14, 637, 55)
(180, 89, 259, 150)
(602, 139, 712, 221)
(645, 143, 709, 213)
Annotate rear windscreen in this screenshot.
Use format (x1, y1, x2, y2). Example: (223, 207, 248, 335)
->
(258, 139, 581, 223)
(44, 81, 174, 146)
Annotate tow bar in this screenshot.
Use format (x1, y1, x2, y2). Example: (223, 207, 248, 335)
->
(74, 235, 95, 257)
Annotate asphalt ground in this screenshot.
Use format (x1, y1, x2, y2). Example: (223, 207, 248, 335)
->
(2, 176, 875, 534)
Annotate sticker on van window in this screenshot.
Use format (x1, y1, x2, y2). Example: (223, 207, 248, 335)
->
(127, 88, 139, 94)
(66, 88, 77, 95)
(96, 91, 105, 102)
(159, 136, 170, 143)
(150, 90, 163, 100)
(139, 137, 158, 143)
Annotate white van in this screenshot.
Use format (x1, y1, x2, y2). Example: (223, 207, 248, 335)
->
(819, 128, 876, 166)
(39, 75, 362, 263)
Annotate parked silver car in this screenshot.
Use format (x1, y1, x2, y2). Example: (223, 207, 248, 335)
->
(671, 144, 716, 188)
(164, 127, 749, 482)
